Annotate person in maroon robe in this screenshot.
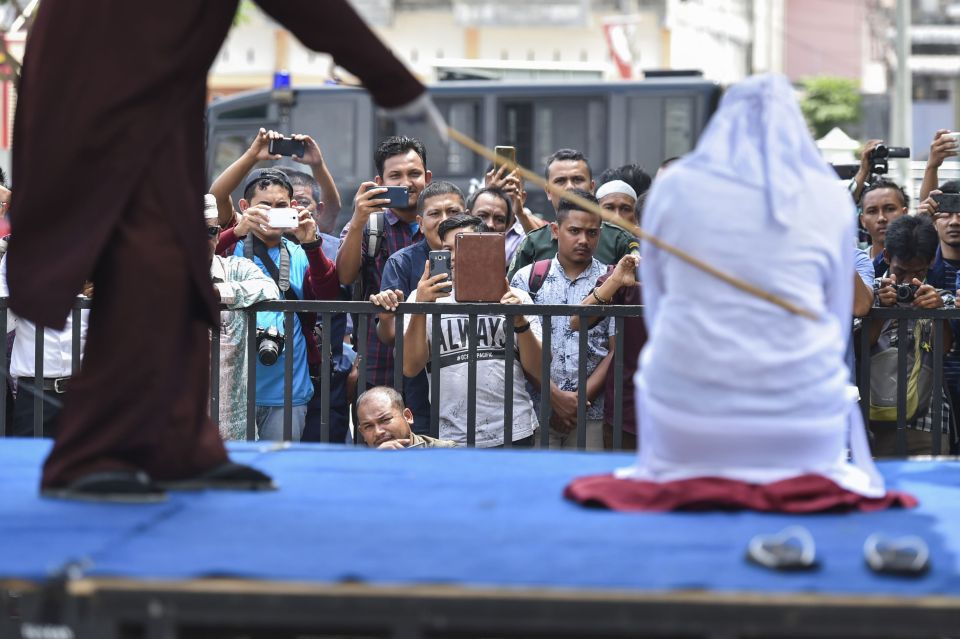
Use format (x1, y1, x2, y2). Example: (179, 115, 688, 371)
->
(8, 1, 434, 501)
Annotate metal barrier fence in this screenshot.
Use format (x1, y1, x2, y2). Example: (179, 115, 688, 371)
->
(0, 298, 644, 450)
(2, 297, 958, 457)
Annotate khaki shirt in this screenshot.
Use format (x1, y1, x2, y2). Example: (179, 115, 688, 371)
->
(408, 432, 458, 449)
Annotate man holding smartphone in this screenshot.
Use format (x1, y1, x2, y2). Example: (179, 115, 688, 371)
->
(402, 215, 543, 447)
(231, 170, 342, 441)
(338, 136, 433, 415)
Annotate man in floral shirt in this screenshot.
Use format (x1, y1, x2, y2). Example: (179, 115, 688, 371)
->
(511, 190, 613, 450)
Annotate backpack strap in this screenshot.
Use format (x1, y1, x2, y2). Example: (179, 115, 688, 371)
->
(367, 211, 385, 260)
(352, 211, 387, 302)
(527, 259, 552, 295)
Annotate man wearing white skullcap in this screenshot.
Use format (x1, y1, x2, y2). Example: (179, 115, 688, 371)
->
(205, 194, 281, 440)
(595, 180, 638, 227)
(566, 74, 914, 512)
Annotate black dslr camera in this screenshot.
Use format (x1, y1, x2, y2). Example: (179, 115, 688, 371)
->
(894, 282, 919, 305)
(256, 326, 285, 366)
(868, 144, 910, 175)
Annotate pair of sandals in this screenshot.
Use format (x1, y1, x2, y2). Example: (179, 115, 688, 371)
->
(747, 526, 930, 576)
(41, 463, 276, 503)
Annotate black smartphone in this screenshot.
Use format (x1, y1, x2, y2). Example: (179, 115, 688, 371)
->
(933, 192, 960, 214)
(366, 185, 409, 209)
(428, 250, 452, 280)
(268, 137, 306, 157)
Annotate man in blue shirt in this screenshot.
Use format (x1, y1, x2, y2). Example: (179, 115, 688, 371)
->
(234, 169, 340, 441)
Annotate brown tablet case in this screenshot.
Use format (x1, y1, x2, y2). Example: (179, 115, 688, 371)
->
(454, 232, 506, 302)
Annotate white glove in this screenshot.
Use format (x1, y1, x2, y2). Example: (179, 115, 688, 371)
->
(382, 93, 448, 145)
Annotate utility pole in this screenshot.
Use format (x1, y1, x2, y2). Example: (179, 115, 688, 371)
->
(892, 0, 912, 190)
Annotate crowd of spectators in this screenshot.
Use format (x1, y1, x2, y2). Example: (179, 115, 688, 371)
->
(4, 122, 960, 458)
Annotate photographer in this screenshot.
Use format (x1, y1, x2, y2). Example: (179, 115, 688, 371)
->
(859, 179, 908, 275)
(233, 169, 340, 441)
(867, 214, 954, 456)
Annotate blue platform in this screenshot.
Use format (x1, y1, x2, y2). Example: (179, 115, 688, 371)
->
(1, 439, 960, 598)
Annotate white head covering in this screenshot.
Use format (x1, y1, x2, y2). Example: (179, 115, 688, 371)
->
(684, 73, 834, 228)
(203, 193, 218, 222)
(596, 179, 637, 202)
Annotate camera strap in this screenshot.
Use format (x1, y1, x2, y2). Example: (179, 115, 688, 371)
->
(246, 236, 315, 344)
(247, 236, 291, 292)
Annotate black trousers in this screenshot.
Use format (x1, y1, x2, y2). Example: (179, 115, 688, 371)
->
(12, 379, 63, 438)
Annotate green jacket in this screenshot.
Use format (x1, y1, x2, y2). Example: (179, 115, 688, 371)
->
(507, 222, 639, 279)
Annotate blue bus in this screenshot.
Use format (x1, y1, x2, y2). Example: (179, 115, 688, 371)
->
(206, 78, 721, 228)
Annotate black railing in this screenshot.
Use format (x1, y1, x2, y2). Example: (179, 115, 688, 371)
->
(857, 307, 960, 456)
(2, 297, 959, 457)
(237, 300, 643, 449)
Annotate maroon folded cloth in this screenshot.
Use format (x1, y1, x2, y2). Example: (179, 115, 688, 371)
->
(564, 473, 918, 513)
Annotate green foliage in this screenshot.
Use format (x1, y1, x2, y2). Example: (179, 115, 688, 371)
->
(233, 0, 256, 26)
(799, 76, 862, 139)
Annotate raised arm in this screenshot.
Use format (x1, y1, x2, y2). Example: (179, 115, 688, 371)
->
(209, 128, 283, 227)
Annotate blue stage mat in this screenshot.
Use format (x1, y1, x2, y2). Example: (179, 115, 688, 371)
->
(1, 439, 959, 597)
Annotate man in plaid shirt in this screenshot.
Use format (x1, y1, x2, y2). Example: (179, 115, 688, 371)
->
(338, 136, 431, 427)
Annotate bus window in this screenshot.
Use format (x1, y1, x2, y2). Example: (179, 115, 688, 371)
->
(500, 98, 606, 176)
(381, 98, 481, 176)
(663, 97, 694, 160)
(308, 100, 358, 181)
(499, 102, 534, 170)
(211, 134, 250, 182)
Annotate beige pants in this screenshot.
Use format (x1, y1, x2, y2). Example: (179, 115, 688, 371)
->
(548, 419, 604, 451)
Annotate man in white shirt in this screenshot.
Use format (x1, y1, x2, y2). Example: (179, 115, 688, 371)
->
(0, 253, 89, 437)
(402, 214, 543, 447)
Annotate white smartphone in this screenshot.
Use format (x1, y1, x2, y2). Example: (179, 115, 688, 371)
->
(266, 207, 299, 229)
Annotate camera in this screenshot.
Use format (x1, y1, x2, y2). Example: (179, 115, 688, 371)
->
(256, 326, 285, 366)
(894, 283, 918, 305)
(868, 144, 910, 175)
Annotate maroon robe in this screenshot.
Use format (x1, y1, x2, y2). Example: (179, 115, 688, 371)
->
(8, 0, 424, 488)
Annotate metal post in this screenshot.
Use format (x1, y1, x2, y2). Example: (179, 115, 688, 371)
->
(539, 314, 553, 448)
(893, 0, 912, 189)
(613, 316, 624, 450)
(466, 314, 478, 447)
(246, 311, 257, 441)
(33, 323, 43, 438)
(283, 311, 294, 442)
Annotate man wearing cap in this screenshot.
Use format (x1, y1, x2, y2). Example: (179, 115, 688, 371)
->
(232, 169, 341, 441)
(8, 0, 439, 501)
(204, 195, 281, 441)
(596, 180, 639, 227)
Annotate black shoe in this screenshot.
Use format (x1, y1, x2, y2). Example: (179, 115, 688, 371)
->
(41, 471, 167, 504)
(157, 462, 277, 491)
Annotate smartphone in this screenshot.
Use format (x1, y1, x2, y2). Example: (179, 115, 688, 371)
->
(428, 250, 452, 281)
(268, 137, 306, 157)
(494, 145, 516, 169)
(366, 185, 409, 209)
(933, 192, 960, 214)
(265, 207, 300, 229)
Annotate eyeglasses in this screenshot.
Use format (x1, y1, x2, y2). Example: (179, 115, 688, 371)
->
(206, 226, 221, 238)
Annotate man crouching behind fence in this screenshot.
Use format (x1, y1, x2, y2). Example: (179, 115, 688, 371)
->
(357, 386, 456, 449)
(204, 195, 281, 440)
